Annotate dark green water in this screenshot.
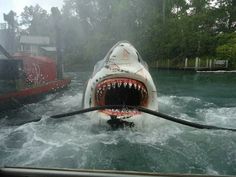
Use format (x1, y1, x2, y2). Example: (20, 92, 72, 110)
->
(0, 70, 236, 175)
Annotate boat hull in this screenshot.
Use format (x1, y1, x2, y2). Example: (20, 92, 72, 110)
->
(0, 78, 71, 111)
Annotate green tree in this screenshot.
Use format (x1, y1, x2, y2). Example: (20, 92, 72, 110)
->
(216, 33, 236, 67)
(20, 4, 51, 36)
(57, 0, 236, 69)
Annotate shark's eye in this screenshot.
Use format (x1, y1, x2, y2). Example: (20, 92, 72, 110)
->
(95, 78, 148, 116)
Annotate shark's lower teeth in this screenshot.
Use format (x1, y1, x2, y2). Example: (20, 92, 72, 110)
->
(104, 109, 140, 116)
(95, 78, 148, 115)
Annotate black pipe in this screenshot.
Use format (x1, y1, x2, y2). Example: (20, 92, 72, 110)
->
(50, 105, 236, 132)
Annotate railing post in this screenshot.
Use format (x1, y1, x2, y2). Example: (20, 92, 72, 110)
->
(156, 60, 158, 68)
(195, 57, 199, 70)
(226, 60, 228, 68)
(185, 58, 188, 68)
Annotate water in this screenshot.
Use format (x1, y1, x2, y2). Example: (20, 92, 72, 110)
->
(0, 70, 236, 175)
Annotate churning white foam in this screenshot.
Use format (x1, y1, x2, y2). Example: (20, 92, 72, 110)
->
(197, 107, 236, 127)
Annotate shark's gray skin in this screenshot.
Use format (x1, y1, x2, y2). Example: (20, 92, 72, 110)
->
(83, 41, 158, 122)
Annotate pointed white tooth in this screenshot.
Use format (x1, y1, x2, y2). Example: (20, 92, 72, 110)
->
(138, 85, 141, 90)
(115, 109, 119, 112)
(107, 83, 111, 90)
(112, 83, 116, 88)
(118, 82, 122, 87)
(134, 83, 137, 89)
(141, 90, 144, 97)
(124, 82, 127, 87)
(128, 82, 132, 88)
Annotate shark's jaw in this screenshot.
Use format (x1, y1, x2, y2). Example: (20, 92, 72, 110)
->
(95, 77, 148, 117)
(83, 41, 158, 120)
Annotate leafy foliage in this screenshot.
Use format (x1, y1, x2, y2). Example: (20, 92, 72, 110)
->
(216, 33, 236, 62)
(16, 0, 236, 69)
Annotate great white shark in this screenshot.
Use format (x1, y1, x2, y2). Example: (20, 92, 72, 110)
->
(83, 41, 158, 125)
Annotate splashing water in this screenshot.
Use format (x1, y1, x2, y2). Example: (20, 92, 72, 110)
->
(0, 70, 236, 175)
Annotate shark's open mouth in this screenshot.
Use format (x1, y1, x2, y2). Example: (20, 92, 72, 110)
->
(95, 78, 148, 116)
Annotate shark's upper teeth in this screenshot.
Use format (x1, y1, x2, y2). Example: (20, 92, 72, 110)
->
(96, 79, 148, 92)
(141, 92, 144, 99)
(138, 85, 141, 90)
(97, 80, 147, 93)
(128, 82, 132, 88)
(107, 83, 111, 90)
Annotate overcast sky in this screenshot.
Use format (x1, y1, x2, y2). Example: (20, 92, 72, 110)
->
(0, 0, 63, 23)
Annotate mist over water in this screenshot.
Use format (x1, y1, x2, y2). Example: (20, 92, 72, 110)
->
(0, 70, 236, 175)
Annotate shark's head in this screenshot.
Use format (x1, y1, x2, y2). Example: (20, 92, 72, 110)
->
(83, 41, 158, 119)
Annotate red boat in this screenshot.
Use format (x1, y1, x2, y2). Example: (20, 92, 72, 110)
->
(0, 46, 71, 111)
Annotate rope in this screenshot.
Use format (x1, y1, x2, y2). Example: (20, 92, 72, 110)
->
(50, 105, 236, 132)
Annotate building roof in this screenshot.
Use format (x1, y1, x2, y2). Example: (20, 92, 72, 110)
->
(41, 47, 56, 52)
(20, 36, 50, 45)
